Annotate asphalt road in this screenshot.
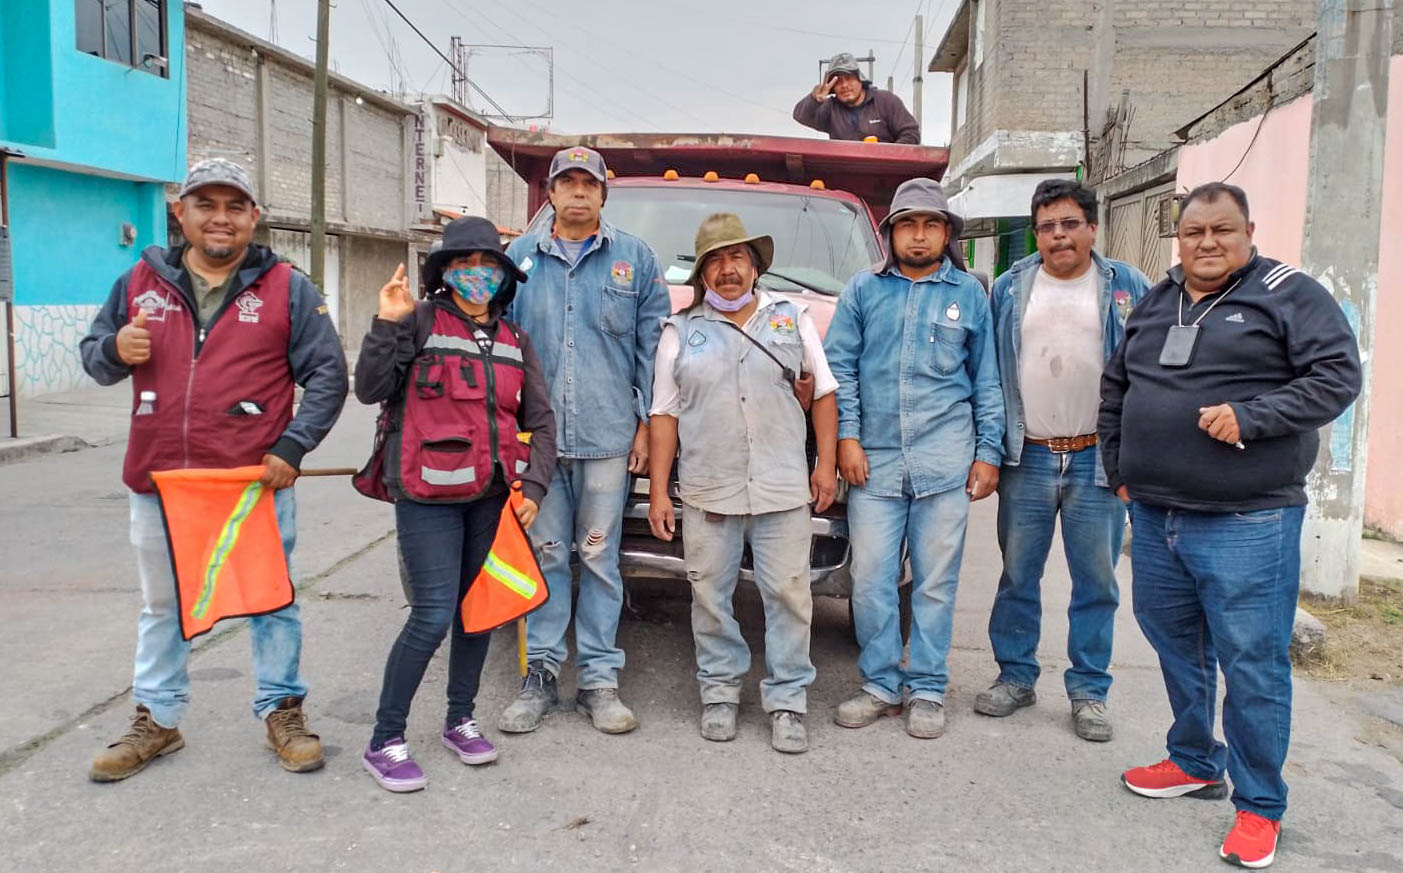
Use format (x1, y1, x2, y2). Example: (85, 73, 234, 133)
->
(1, 390, 1401, 873)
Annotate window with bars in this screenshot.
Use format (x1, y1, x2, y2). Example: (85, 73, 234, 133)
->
(75, 0, 167, 77)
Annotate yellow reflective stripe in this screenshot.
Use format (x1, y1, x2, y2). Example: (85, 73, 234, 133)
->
(482, 551, 536, 600)
(192, 480, 264, 619)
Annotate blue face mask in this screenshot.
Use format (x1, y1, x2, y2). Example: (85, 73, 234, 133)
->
(444, 265, 505, 304)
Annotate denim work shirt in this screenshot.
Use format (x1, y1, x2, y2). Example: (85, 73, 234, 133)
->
(507, 218, 670, 459)
(990, 251, 1151, 486)
(824, 258, 1005, 499)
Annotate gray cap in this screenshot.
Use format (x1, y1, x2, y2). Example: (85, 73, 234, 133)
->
(547, 146, 609, 185)
(179, 158, 258, 203)
(825, 52, 869, 84)
(878, 177, 969, 273)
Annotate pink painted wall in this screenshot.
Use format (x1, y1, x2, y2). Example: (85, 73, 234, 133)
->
(1173, 57, 1403, 537)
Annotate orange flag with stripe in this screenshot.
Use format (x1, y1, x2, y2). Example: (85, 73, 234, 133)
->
(150, 466, 293, 641)
(461, 481, 549, 633)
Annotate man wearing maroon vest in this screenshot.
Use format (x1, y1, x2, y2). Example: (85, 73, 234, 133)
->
(79, 158, 348, 782)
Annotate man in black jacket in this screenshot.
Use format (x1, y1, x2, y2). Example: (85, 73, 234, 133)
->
(792, 52, 920, 144)
(1099, 182, 1361, 869)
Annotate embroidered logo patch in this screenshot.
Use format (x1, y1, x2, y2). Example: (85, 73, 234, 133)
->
(569, 148, 591, 163)
(132, 289, 182, 322)
(769, 313, 796, 334)
(520, 256, 534, 273)
(945, 301, 961, 322)
(611, 261, 634, 285)
(687, 331, 707, 348)
(235, 290, 264, 324)
(1113, 289, 1133, 320)
(1225, 312, 1245, 324)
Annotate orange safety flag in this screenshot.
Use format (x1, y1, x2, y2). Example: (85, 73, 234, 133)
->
(150, 466, 293, 641)
(460, 481, 549, 633)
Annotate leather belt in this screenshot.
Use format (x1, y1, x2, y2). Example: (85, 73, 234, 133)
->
(1025, 434, 1098, 454)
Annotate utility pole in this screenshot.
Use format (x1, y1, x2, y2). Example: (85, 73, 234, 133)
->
(309, 0, 331, 291)
(1300, 0, 1394, 601)
(912, 14, 924, 132)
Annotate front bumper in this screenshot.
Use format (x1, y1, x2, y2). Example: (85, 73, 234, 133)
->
(618, 479, 854, 599)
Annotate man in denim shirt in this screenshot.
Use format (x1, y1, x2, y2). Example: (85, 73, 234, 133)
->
(498, 147, 669, 735)
(824, 178, 1003, 740)
(977, 180, 1151, 743)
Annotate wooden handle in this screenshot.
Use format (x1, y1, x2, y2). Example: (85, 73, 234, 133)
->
(298, 467, 358, 477)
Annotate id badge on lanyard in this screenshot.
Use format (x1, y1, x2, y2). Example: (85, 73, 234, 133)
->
(1158, 325, 1201, 368)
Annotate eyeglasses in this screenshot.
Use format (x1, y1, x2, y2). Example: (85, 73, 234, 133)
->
(1033, 218, 1088, 236)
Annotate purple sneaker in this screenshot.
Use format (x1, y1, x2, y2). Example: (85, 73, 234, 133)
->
(442, 718, 498, 765)
(362, 738, 427, 793)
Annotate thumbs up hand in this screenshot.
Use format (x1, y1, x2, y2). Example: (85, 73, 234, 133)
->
(117, 308, 153, 366)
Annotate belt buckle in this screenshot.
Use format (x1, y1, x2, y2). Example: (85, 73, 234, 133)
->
(1048, 437, 1073, 454)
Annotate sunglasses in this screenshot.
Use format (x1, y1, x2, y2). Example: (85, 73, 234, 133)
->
(1033, 218, 1089, 236)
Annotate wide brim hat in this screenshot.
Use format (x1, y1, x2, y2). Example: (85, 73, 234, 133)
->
(686, 212, 775, 293)
(423, 216, 528, 294)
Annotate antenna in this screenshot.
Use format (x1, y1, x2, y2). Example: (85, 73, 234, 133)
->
(269, 0, 279, 43)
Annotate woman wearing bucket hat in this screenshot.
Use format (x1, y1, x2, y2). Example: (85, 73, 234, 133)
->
(646, 212, 839, 754)
(351, 215, 557, 792)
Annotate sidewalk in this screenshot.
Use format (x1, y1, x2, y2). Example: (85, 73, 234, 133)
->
(0, 384, 133, 464)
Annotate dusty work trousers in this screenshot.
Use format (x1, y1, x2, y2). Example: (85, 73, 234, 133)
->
(682, 503, 816, 714)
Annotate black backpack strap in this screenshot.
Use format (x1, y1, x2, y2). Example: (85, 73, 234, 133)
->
(720, 320, 796, 386)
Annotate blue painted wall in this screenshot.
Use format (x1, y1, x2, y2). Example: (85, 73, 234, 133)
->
(7, 164, 166, 306)
(0, 0, 186, 181)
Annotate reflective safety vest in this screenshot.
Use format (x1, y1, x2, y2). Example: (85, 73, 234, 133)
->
(387, 307, 531, 503)
(460, 481, 549, 633)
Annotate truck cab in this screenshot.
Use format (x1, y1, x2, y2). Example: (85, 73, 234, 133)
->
(488, 129, 949, 599)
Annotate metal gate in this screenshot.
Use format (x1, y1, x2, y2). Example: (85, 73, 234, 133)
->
(1107, 181, 1176, 280)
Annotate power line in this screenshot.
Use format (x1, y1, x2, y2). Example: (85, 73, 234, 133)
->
(379, 0, 518, 122)
(769, 25, 915, 46)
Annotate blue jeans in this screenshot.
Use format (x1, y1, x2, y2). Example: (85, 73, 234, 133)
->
(990, 443, 1124, 700)
(129, 488, 304, 728)
(525, 456, 631, 689)
(848, 482, 969, 704)
(372, 493, 506, 744)
(1130, 501, 1305, 821)
(682, 504, 815, 713)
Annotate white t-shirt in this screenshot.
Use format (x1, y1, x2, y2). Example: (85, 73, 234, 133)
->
(1018, 265, 1104, 439)
(651, 292, 838, 417)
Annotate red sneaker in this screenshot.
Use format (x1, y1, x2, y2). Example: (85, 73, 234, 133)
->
(1220, 810, 1281, 868)
(1121, 758, 1228, 799)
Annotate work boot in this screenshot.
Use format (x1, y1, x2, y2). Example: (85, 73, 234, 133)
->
(575, 688, 638, 734)
(973, 681, 1037, 717)
(498, 660, 558, 734)
(700, 703, 738, 742)
(1071, 699, 1113, 742)
(905, 699, 946, 739)
(834, 690, 902, 728)
(264, 697, 324, 772)
(770, 711, 808, 754)
(89, 705, 184, 782)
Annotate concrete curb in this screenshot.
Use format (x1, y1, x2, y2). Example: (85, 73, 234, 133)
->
(0, 434, 93, 466)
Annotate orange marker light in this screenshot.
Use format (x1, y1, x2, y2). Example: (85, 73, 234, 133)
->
(703, 171, 719, 182)
(810, 179, 826, 190)
(663, 169, 680, 181)
(606, 169, 616, 179)
(863, 136, 879, 143)
(743, 173, 760, 184)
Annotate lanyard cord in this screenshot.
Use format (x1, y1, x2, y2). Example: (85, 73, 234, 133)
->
(1178, 276, 1244, 327)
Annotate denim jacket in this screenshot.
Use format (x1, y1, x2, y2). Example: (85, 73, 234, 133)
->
(990, 250, 1151, 485)
(824, 258, 1005, 499)
(506, 217, 669, 459)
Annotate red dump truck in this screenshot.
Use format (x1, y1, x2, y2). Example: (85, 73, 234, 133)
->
(488, 128, 949, 604)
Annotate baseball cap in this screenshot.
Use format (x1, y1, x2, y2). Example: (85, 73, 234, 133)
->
(547, 146, 609, 185)
(179, 158, 258, 203)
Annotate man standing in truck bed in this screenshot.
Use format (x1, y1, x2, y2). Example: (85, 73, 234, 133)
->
(793, 52, 921, 145)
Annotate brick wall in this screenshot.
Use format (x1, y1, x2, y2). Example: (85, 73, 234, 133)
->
(184, 16, 409, 234)
(942, 0, 1315, 178)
